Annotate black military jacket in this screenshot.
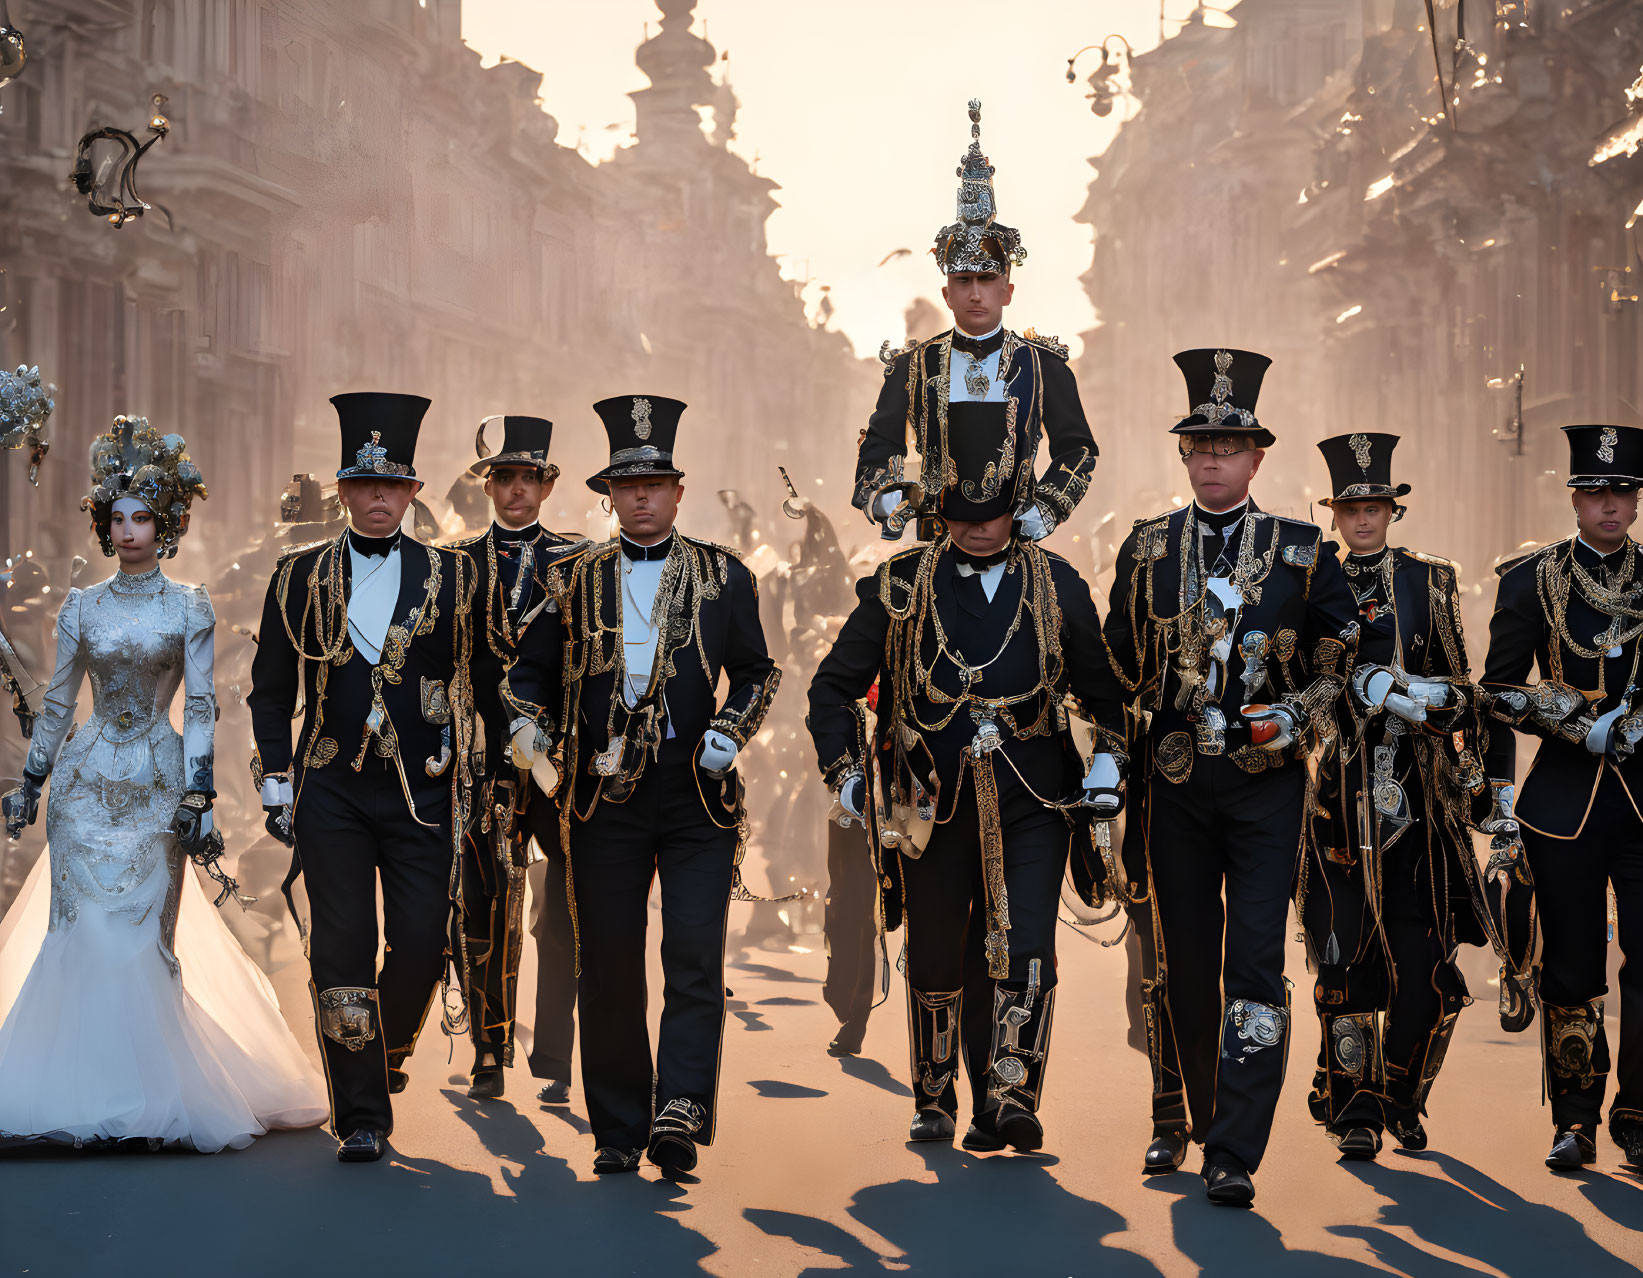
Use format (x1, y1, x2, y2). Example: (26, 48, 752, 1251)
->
(449, 522, 583, 769)
(807, 538, 1125, 822)
(1304, 546, 1490, 954)
(853, 328, 1096, 529)
(1102, 501, 1360, 782)
(503, 531, 781, 824)
(1481, 535, 1643, 839)
(248, 532, 477, 824)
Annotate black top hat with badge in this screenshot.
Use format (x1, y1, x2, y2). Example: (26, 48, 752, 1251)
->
(1169, 348, 1275, 448)
(332, 392, 430, 484)
(1317, 433, 1411, 510)
(1564, 424, 1643, 491)
(938, 402, 1020, 523)
(587, 394, 687, 493)
(469, 415, 561, 479)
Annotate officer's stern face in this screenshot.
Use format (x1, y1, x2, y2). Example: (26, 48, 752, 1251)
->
(941, 271, 1014, 336)
(486, 466, 550, 529)
(1182, 442, 1263, 512)
(947, 512, 1015, 558)
(1572, 485, 1639, 553)
(611, 477, 683, 545)
(338, 476, 420, 538)
(1331, 500, 1394, 554)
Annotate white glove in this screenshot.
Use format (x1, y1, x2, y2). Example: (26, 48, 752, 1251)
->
(1383, 692, 1428, 725)
(510, 718, 541, 768)
(1359, 667, 1396, 708)
(259, 776, 294, 807)
(839, 773, 866, 821)
(1017, 503, 1053, 542)
(871, 488, 904, 522)
(1082, 753, 1124, 817)
(699, 729, 739, 777)
(1406, 680, 1453, 708)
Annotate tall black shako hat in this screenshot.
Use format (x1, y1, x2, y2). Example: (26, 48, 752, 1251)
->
(938, 402, 1019, 523)
(1170, 348, 1274, 448)
(1564, 424, 1643, 491)
(588, 394, 687, 493)
(1317, 433, 1410, 508)
(470, 415, 559, 479)
(332, 392, 430, 486)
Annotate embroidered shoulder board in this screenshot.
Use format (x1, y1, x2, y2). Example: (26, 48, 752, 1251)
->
(1494, 540, 1560, 578)
(1408, 548, 1456, 570)
(1281, 541, 1317, 567)
(1020, 328, 1070, 360)
(276, 536, 335, 563)
(878, 338, 913, 375)
(1137, 522, 1171, 562)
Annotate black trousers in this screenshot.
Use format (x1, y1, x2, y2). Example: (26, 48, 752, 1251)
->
(824, 818, 878, 1032)
(901, 778, 1069, 1117)
(570, 753, 737, 1150)
(1147, 754, 1304, 1173)
(1522, 767, 1643, 1133)
(294, 759, 452, 1137)
(1306, 816, 1462, 1130)
(525, 792, 578, 1082)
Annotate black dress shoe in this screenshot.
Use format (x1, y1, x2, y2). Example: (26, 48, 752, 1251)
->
(1334, 1127, 1382, 1160)
(647, 1098, 705, 1176)
(1545, 1127, 1597, 1169)
(908, 1108, 956, 1143)
(537, 1079, 571, 1106)
(336, 1128, 387, 1163)
(1615, 1125, 1643, 1170)
(1204, 1162, 1255, 1207)
(1143, 1129, 1189, 1175)
(960, 1116, 1006, 1153)
(592, 1146, 642, 1174)
(467, 1068, 505, 1100)
(387, 1068, 410, 1095)
(993, 1101, 1044, 1152)
(1387, 1112, 1428, 1151)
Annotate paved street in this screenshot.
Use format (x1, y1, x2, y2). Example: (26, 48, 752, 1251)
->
(1, 892, 1640, 1278)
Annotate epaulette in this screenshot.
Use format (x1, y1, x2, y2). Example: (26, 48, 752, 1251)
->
(1265, 512, 1323, 532)
(1020, 328, 1070, 360)
(684, 535, 747, 563)
(1132, 506, 1184, 529)
(276, 535, 336, 564)
(1495, 540, 1561, 578)
(445, 530, 488, 551)
(878, 338, 915, 374)
(1406, 548, 1457, 572)
(879, 544, 928, 574)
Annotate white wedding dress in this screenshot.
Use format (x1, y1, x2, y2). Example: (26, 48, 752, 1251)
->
(0, 567, 327, 1151)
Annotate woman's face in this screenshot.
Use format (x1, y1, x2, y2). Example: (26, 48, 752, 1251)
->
(110, 496, 160, 567)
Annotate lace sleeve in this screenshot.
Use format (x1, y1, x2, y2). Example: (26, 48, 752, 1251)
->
(181, 584, 218, 795)
(24, 589, 87, 780)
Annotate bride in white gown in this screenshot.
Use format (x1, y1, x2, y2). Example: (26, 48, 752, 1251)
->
(0, 418, 327, 1151)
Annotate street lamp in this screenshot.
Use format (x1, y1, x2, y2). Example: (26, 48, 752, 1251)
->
(1066, 36, 1134, 118)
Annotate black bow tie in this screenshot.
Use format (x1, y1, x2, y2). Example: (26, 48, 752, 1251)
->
(348, 529, 401, 558)
(951, 329, 1005, 359)
(620, 532, 674, 562)
(493, 522, 541, 544)
(952, 546, 1010, 572)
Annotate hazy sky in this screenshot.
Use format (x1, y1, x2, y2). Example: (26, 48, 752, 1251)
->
(461, 1, 1239, 360)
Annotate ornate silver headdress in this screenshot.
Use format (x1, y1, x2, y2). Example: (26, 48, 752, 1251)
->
(81, 415, 208, 558)
(932, 99, 1026, 276)
(0, 363, 54, 485)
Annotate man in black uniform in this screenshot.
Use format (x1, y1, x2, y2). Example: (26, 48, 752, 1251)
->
(1480, 423, 1643, 1172)
(810, 401, 1126, 1153)
(504, 395, 780, 1178)
(1298, 433, 1498, 1161)
(249, 392, 477, 1162)
(447, 416, 584, 1102)
(1101, 349, 1359, 1206)
(855, 100, 1096, 543)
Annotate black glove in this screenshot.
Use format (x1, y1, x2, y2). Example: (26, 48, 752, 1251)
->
(2, 770, 44, 840)
(263, 803, 294, 848)
(170, 791, 214, 857)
